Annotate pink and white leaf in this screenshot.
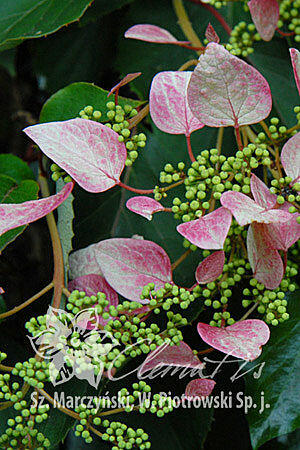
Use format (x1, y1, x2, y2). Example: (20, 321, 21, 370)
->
(185, 379, 216, 398)
(124, 24, 188, 44)
(177, 207, 232, 250)
(220, 191, 292, 226)
(290, 48, 300, 96)
(69, 246, 103, 280)
(281, 132, 300, 183)
(149, 71, 204, 136)
(126, 196, 164, 220)
(108, 72, 142, 97)
(187, 43, 272, 128)
(247, 223, 284, 289)
(205, 23, 220, 44)
(0, 182, 73, 236)
(197, 319, 270, 361)
(266, 214, 300, 252)
(95, 238, 173, 303)
(248, 0, 279, 41)
(250, 174, 277, 209)
(139, 341, 204, 376)
(24, 118, 126, 193)
(195, 251, 225, 284)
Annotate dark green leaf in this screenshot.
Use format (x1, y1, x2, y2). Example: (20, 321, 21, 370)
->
(80, 0, 137, 26)
(0, 154, 35, 183)
(245, 291, 300, 449)
(0, 175, 39, 251)
(39, 82, 143, 123)
(0, 0, 94, 51)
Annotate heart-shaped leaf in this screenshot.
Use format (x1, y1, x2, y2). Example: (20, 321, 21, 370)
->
(281, 131, 300, 183)
(187, 43, 272, 128)
(0, 182, 73, 236)
(149, 71, 204, 136)
(124, 24, 188, 44)
(290, 48, 300, 96)
(197, 319, 270, 361)
(247, 223, 284, 289)
(185, 379, 216, 398)
(195, 251, 225, 284)
(126, 196, 164, 220)
(68, 274, 119, 307)
(177, 207, 232, 250)
(24, 118, 127, 193)
(248, 0, 279, 41)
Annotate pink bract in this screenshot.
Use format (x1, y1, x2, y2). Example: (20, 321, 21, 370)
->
(139, 341, 204, 376)
(281, 132, 300, 184)
(69, 245, 103, 280)
(108, 72, 142, 97)
(248, 0, 279, 41)
(185, 379, 216, 398)
(197, 319, 270, 361)
(94, 238, 173, 303)
(290, 48, 300, 96)
(187, 43, 272, 128)
(124, 24, 188, 44)
(149, 71, 204, 136)
(0, 182, 73, 236)
(24, 118, 127, 193)
(195, 251, 225, 284)
(126, 196, 164, 220)
(250, 174, 277, 209)
(177, 207, 232, 250)
(247, 223, 284, 289)
(205, 23, 220, 44)
(220, 191, 291, 226)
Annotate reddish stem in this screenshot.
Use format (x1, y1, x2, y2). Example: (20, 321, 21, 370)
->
(177, 42, 205, 51)
(235, 126, 243, 152)
(186, 134, 196, 162)
(114, 88, 119, 105)
(188, 0, 232, 35)
(118, 181, 153, 194)
(276, 28, 295, 37)
(282, 251, 287, 273)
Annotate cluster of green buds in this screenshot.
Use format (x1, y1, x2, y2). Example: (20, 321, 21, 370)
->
(11, 359, 50, 389)
(50, 163, 72, 183)
(278, 0, 300, 43)
(226, 21, 260, 57)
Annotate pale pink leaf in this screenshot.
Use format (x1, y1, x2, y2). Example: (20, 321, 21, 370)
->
(281, 132, 300, 183)
(195, 251, 225, 284)
(290, 48, 300, 96)
(187, 43, 272, 128)
(250, 174, 277, 209)
(266, 214, 300, 252)
(95, 238, 173, 303)
(197, 319, 270, 361)
(139, 341, 204, 376)
(0, 182, 73, 236)
(177, 207, 232, 250)
(248, 0, 279, 41)
(149, 71, 204, 136)
(205, 23, 220, 43)
(247, 223, 284, 289)
(24, 118, 126, 193)
(185, 379, 216, 398)
(124, 24, 188, 44)
(126, 196, 164, 220)
(108, 72, 142, 97)
(69, 246, 103, 280)
(220, 191, 292, 226)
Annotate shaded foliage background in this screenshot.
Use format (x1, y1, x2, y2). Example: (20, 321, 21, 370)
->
(0, 1, 299, 449)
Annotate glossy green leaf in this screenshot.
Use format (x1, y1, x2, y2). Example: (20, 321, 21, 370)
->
(0, 0, 94, 51)
(245, 291, 300, 449)
(0, 175, 39, 251)
(0, 154, 35, 183)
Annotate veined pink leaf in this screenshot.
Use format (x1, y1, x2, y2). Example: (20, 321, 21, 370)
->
(205, 23, 220, 44)
(24, 118, 127, 193)
(69, 246, 103, 280)
(108, 72, 142, 97)
(281, 132, 300, 183)
(185, 379, 216, 398)
(139, 341, 204, 376)
(220, 191, 292, 226)
(124, 24, 188, 45)
(95, 238, 173, 303)
(197, 319, 270, 361)
(248, 0, 279, 41)
(247, 223, 284, 289)
(0, 182, 73, 236)
(195, 251, 225, 284)
(177, 207, 232, 250)
(187, 43, 272, 128)
(250, 174, 277, 209)
(150, 71, 204, 136)
(290, 48, 300, 96)
(266, 214, 300, 252)
(126, 196, 164, 220)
